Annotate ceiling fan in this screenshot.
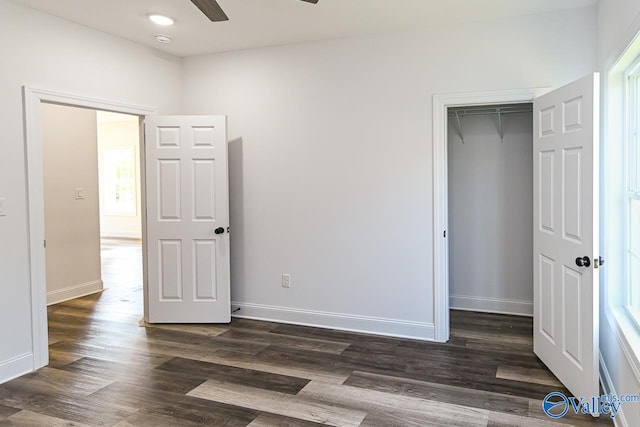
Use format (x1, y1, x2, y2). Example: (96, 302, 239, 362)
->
(190, 0, 319, 22)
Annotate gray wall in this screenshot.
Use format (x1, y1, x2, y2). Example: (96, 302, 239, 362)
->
(43, 103, 102, 305)
(448, 111, 533, 315)
(182, 7, 595, 338)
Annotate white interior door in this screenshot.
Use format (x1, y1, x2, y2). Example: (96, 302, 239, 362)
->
(145, 115, 230, 323)
(533, 73, 600, 402)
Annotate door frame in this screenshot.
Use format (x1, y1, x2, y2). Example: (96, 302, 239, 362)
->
(432, 87, 547, 343)
(23, 85, 156, 369)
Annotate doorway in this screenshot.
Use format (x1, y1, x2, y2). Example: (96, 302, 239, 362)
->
(41, 104, 143, 312)
(23, 86, 156, 369)
(95, 111, 144, 322)
(431, 88, 544, 343)
(446, 103, 533, 317)
(435, 77, 602, 404)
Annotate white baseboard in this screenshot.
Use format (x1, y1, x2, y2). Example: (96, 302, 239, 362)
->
(231, 302, 435, 341)
(600, 354, 628, 427)
(450, 294, 533, 317)
(47, 279, 104, 306)
(0, 353, 33, 385)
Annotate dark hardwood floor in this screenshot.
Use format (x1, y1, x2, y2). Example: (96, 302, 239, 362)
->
(0, 240, 612, 426)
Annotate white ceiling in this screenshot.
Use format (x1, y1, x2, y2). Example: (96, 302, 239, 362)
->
(10, 0, 597, 57)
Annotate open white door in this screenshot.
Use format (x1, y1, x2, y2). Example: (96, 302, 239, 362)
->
(145, 115, 230, 323)
(533, 73, 600, 402)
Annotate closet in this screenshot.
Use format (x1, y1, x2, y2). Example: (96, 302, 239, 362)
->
(447, 103, 534, 316)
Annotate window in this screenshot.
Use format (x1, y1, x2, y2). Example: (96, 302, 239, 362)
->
(627, 64, 640, 326)
(103, 147, 137, 215)
(604, 32, 640, 372)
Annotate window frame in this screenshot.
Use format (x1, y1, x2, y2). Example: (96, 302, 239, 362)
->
(604, 31, 640, 383)
(626, 63, 640, 329)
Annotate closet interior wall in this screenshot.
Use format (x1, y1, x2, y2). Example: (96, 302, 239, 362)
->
(447, 105, 533, 316)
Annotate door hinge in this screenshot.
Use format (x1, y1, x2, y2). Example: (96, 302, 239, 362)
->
(227, 226, 230, 233)
(443, 230, 447, 238)
(44, 240, 46, 248)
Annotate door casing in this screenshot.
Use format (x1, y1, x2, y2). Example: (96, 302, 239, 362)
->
(432, 87, 547, 342)
(23, 85, 156, 370)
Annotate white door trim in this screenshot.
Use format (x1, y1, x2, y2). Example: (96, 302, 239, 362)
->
(432, 87, 547, 343)
(22, 85, 156, 370)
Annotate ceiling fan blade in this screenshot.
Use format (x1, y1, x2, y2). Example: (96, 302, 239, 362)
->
(191, 0, 229, 21)
(299, 0, 319, 3)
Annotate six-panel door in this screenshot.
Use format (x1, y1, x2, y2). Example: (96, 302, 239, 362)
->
(533, 74, 599, 404)
(145, 116, 230, 323)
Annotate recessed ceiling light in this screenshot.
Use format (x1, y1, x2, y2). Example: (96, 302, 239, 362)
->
(148, 14, 174, 26)
(154, 34, 172, 44)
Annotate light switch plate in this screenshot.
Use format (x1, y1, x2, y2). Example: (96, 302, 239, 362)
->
(282, 273, 291, 288)
(0, 198, 6, 216)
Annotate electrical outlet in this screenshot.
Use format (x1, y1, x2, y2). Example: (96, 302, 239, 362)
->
(282, 273, 291, 288)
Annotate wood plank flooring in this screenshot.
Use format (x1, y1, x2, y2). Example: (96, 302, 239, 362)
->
(0, 240, 613, 426)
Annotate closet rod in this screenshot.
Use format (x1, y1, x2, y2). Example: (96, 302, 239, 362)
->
(446, 110, 532, 117)
(448, 103, 532, 118)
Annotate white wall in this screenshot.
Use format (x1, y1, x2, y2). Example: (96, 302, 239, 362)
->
(597, 1, 640, 426)
(0, 0, 181, 383)
(0, 0, 601, 385)
(97, 112, 142, 239)
(182, 7, 596, 338)
(448, 112, 533, 316)
(597, 0, 640, 69)
(43, 103, 103, 305)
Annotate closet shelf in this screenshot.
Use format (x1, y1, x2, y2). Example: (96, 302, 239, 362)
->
(447, 103, 532, 143)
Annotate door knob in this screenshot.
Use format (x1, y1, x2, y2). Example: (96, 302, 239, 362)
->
(214, 227, 225, 235)
(575, 256, 591, 268)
